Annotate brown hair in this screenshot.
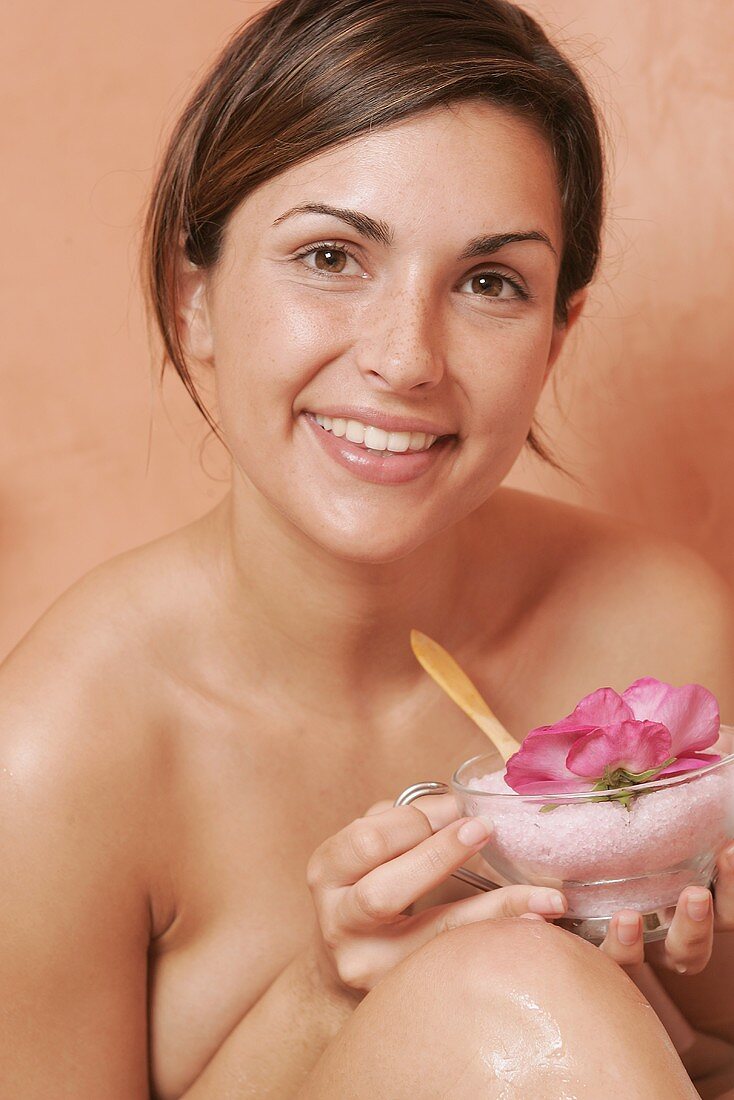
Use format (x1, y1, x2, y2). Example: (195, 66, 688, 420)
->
(141, 0, 606, 469)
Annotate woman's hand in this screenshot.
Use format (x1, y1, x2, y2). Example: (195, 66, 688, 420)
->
(600, 841, 734, 974)
(306, 795, 568, 995)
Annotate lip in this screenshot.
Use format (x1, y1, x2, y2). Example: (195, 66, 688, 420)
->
(303, 405, 456, 437)
(301, 411, 456, 486)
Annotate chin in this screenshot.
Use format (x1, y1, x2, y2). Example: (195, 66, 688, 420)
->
(317, 536, 430, 565)
(295, 510, 458, 565)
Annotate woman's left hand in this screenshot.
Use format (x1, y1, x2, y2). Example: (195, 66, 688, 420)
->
(600, 842, 734, 974)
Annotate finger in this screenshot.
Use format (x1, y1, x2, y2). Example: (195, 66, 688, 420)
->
(408, 792, 462, 832)
(363, 800, 396, 816)
(599, 910, 645, 969)
(308, 805, 435, 890)
(713, 843, 734, 929)
(339, 815, 496, 929)
(365, 793, 460, 830)
(659, 887, 714, 975)
(364, 794, 460, 831)
(427, 883, 568, 935)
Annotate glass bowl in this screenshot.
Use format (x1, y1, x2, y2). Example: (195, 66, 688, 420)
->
(451, 726, 734, 943)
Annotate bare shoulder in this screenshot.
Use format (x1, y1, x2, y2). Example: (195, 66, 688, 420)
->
(2, 513, 205, 672)
(1, 524, 189, 729)
(494, 488, 734, 722)
(0, 523, 205, 923)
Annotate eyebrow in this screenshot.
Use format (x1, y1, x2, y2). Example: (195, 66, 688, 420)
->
(271, 202, 558, 261)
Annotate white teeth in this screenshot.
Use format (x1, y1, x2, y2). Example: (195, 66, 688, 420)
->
(387, 431, 410, 453)
(310, 412, 442, 453)
(364, 425, 389, 450)
(345, 419, 365, 444)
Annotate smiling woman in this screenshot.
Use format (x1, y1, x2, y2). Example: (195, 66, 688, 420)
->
(3, 1, 734, 1099)
(143, 0, 602, 480)
(162, 91, 577, 563)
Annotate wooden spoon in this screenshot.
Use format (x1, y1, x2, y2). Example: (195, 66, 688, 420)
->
(410, 629, 521, 762)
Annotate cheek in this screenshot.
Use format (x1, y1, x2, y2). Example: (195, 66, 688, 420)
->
(211, 284, 346, 441)
(460, 321, 552, 435)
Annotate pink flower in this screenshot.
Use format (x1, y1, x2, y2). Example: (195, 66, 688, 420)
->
(505, 678, 720, 797)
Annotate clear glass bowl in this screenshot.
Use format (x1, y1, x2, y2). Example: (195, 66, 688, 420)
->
(451, 726, 734, 943)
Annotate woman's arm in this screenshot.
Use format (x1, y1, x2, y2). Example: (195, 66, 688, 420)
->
(180, 943, 359, 1099)
(0, 703, 151, 1096)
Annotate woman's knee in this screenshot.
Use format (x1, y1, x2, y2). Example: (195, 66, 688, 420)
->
(406, 913, 605, 996)
(301, 918, 697, 1099)
(410, 918, 695, 1096)
(412, 914, 637, 1014)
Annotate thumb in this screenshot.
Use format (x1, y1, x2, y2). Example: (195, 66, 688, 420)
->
(429, 884, 567, 936)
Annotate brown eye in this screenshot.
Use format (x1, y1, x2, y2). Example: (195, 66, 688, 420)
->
(312, 247, 348, 273)
(471, 273, 505, 297)
(461, 270, 528, 302)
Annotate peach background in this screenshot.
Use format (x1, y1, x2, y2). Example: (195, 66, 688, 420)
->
(2, 0, 733, 659)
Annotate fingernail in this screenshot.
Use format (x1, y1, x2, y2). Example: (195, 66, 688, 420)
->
(617, 913, 641, 945)
(457, 816, 492, 846)
(675, 964, 688, 974)
(528, 890, 566, 915)
(725, 844, 734, 869)
(687, 890, 710, 921)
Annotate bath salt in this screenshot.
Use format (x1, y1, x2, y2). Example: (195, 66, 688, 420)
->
(468, 769, 733, 917)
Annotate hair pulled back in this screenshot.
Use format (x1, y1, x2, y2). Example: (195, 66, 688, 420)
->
(141, 0, 606, 463)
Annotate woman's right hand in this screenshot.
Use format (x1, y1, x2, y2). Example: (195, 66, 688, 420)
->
(305, 795, 568, 995)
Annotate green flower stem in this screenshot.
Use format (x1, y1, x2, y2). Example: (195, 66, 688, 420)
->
(539, 756, 678, 813)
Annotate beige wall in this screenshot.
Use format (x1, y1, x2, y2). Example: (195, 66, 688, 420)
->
(508, 0, 734, 585)
(2, 0, 732, 658)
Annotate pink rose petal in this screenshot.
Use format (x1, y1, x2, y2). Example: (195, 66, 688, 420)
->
(565, 687, 634, 728)
(566, 720, 672, 778)
(622, 678, 720, 755)
(655, 752, 722, 778)
(505, 728, 599, 794)
(522, 720, 596, 741)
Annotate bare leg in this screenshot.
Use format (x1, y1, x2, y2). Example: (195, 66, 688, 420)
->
(299, 919, 698, 1099)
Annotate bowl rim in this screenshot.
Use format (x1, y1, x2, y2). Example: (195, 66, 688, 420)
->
(451, 724, 734, 801)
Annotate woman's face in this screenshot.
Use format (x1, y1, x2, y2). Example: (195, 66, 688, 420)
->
(183, 99, 583, 563)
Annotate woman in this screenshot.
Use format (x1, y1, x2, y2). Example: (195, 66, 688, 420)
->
(2, 0, 734, 1096)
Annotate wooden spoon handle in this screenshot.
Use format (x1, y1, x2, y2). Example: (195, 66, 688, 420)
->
(410, 629, 521, 763)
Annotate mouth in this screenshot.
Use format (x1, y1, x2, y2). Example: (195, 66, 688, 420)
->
(310, 412, 452, 456)
(301, 411, 458, 486)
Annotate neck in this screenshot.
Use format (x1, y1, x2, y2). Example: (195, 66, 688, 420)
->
(199, 473, 507, 719)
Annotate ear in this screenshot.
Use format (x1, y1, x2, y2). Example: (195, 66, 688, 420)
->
(177, 251, 215, 366)
(542, 288, 588, 385)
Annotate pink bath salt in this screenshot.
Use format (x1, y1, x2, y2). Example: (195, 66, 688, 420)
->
(467, 769, 733, 917)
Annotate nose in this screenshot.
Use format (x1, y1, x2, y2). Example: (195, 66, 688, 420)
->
(358, 287, 445, 393)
